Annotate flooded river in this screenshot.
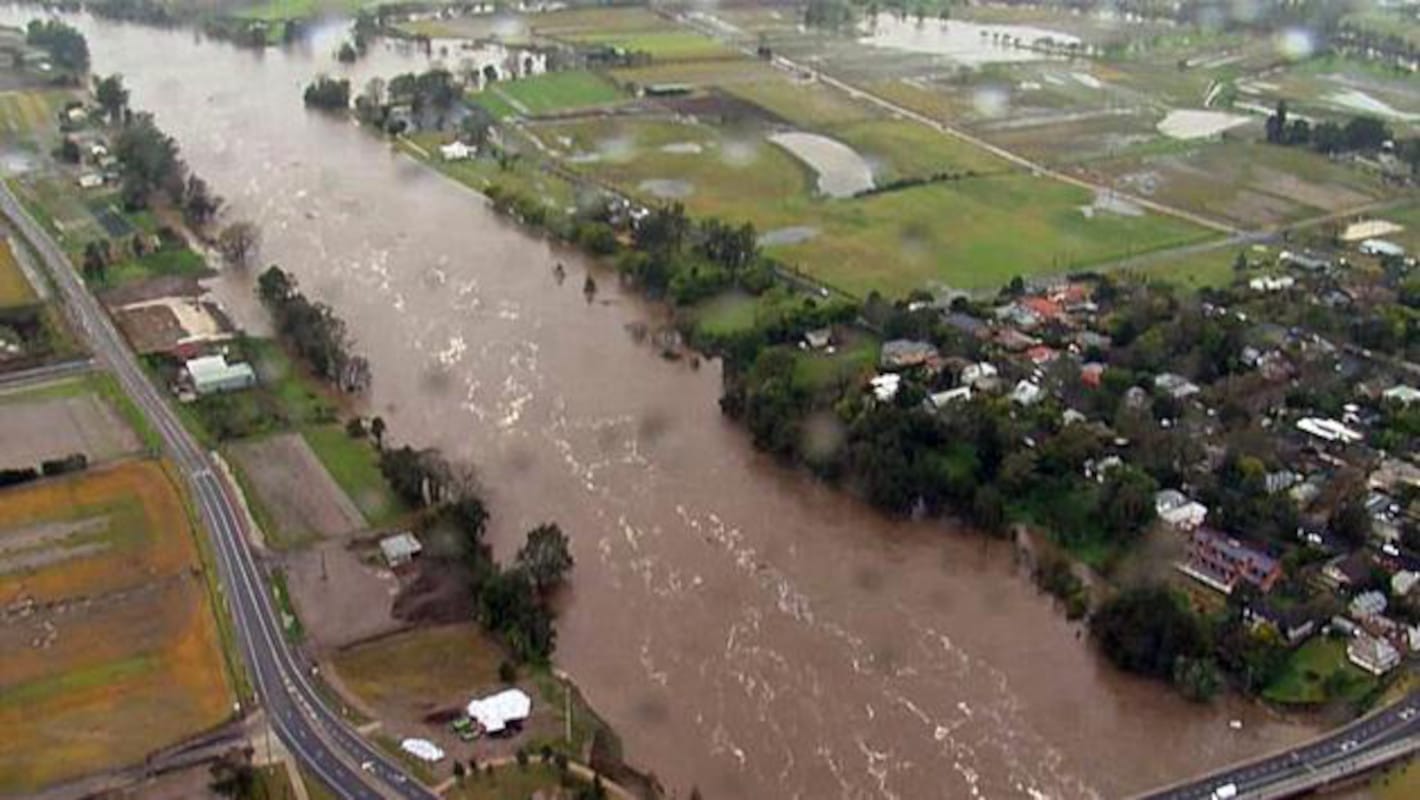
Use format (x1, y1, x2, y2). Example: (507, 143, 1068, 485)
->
(3, 9, 1319, 798)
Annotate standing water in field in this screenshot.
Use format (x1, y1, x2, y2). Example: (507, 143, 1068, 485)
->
(859, 15, 1081, 65)
(11, 10, 1321, 799)
(768, 132, 875, 198)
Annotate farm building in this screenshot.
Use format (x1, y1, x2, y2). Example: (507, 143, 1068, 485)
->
(185, 354, 256, 395)
(379, 532, 423, 567)
(1359, 239, 1405, 258)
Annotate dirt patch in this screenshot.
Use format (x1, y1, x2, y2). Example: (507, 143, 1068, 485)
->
(112, 297, 233, 354)
(227, 433, 366, 545)
(653, 90, 786, 125)
(98, 274, 203, 306)
(0, 392, 140, 470)
(1249, 165, 1372, 212)
(281, 539, 401, 650)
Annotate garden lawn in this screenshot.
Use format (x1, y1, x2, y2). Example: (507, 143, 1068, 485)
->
(302, 424, 406, 526)
(1263, 636, 1376, 706)
(95, 246, 210, 289)
(488, 71, 624, 116)
(236, 0, 370, 21)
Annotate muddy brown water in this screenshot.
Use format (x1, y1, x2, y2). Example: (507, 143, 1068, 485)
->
(3, 9, 1321, 798)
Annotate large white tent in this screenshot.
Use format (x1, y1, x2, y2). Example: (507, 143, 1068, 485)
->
(400, 738, 445, 762)
(465, 688, 532, 734)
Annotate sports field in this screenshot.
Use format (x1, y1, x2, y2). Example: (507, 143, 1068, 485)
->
(0, 236, 35, 307)
(0, 460, 234, 793)
(479, 70, 624, 117)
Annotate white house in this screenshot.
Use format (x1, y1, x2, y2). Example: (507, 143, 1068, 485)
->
(439, 141, 474, 161)
(76, 172, 104, 190)
(1391, 570, 1417, 598)
(1350, 590, 1387, 620)
(1359, 239, 1405, 258)
(960, 362, 999, 391)
(1296, 417, 1363, 444)
(1155, 489, 1208, 530)
(184, 354, 256, 395)
(1383, 385, 1420, 406)
(1010, 379, 1043, 406)
(379, 532, 422, 567)
(1248, 275, 1295, 292)
(1347, 634, 1400, 676)
(925, 386, 971, 411)
(869, 373, 901, 403)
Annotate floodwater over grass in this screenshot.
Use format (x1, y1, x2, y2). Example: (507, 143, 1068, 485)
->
(1157, 109, 1252, 140)
(768, 131, 875, 198)
(859, 14, 1080, 65)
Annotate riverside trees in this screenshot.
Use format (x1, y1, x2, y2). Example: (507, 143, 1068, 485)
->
(256, 266, 371, 394)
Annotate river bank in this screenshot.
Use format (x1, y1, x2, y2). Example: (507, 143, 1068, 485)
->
(7, 9, 1330, 798)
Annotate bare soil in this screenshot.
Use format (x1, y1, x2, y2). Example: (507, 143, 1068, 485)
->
(280, 539, 401, 650)
(227, 433, 366, 544)
(0, 393, 140, 470)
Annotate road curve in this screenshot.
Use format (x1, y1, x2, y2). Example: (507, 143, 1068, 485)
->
(1137, 691, 1420, 800)
(0, 184, 432, 800)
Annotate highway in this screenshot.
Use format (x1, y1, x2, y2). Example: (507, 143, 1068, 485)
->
(1139, 691, 1420, 799)
(0, 185, 430, 799)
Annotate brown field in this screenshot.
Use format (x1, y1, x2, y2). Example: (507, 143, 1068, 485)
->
(0, 460, 234, 794)
(282, 539, 401, 649)
(0, 391, 140, 470)
(228, 432, 366, 547)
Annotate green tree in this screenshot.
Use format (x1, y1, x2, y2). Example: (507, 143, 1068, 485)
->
(516, 523, 574, 593)
(1091, 586, 1207, 679)
(1099, 464, 1158, 545)
(94, 73, 128, 124)
(1330, 491, 1372, 548)
(26, 19, 89, 72)
(1172, 656, 1222, 702)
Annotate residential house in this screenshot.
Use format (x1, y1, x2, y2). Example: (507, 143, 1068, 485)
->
(1010, 380, 1044, 407)
(1154, 372, 1200, 400)
(943, 312, 988, 339)
(1248, 275, 1295, 292)
(379, 532, 423, 567)
(184, 354, 256, 395)
(1025, 345, 1058, 365)
(1245, 602, 1317, 646)
(1155, 489, 1208, 530)
(1358, 239, 1405, 258)
(803, 328, 832, 350)
(1295, 417, 1363, 444)
(1370, 459, 1420, 494)
(960, 362, 999, 391)
(1020, 296, 1063, 323)
(76, 173, 104, 190)
(996, 328, 1039, 352)
(1382, 385, 1420, 406)
(1392, 570, 1418, 598)
(1264, 470, 1301, 495)
(1080, 362, 1105, 388)
(869, 373, 901, 403)
(879, 339, 938, 371)
(1280, 250, 1331, 272)
(925, 386, 971, 411)
(1322, 552, 1373, 590)
(1350, 590, 1388, 620)
(1347, 634, 1400, 676)
(1178, 528, 1282, 594)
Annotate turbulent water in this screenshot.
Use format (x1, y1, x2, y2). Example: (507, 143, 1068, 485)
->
(5, 9, 1320, 798)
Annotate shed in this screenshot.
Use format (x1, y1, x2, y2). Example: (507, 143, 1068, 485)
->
(379, 532, 422, 567)
(185, 354, 256, 395)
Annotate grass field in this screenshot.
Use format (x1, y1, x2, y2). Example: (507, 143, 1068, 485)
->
(93, 245, 211, 289)
(831, 119, 1011, 181)
(0, 90, 71, 140)
(770, 174, 1212, 295)
(1263, 636, 1376, 706)
(402, 134, 579, 213)
(0, 461, 234, 793)
(0, 236, 36, 307)
(235, 0, 370, 21)
(446, 763, 572, 800)
(610, 57, 779, 89)
(482, 70, 624, 117)
(303, 424, 406, 527)
(727, 77, 882, 128)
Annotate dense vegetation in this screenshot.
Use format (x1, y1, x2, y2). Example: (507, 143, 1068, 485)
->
(25, 19, 89, 73)
(256, 266, 371, 394)
(302, 75, 350, 110)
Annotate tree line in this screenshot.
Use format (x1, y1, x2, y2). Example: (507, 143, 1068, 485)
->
(375, 444, 574, 664)
(1265, 102, 1420, 174)
(256, 266, 371, 394)
(25, 19, 89, 73)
